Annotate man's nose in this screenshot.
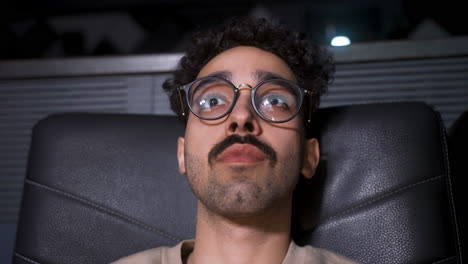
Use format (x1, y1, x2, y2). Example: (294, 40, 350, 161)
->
(225, 90, 261, 136)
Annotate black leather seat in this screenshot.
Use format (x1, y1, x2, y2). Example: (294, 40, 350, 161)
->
(449, 110, 468, 263)
(14, 102, 461, 263)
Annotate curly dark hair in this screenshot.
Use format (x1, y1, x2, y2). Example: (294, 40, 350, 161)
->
(163, 17, 335, 126)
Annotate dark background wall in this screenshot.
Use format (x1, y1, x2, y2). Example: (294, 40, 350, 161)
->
(1, 0, 466, 60)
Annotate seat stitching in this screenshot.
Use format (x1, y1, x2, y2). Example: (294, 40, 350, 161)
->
(320, 174, 445, 224)
(14, 252, 41, 264)
(25, 178, 181, 242)
(432, 255, 457, 264)
(435, 104, 463, 263)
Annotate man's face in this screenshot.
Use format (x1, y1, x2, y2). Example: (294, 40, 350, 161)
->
(177, 46, 319, 217)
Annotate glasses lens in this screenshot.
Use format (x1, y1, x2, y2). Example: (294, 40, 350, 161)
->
(254, 79, 302, 122)
(188, 77, 234, 119)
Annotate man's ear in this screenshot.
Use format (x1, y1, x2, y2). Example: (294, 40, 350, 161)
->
(301, 138, 320, 179)
(177, 137, 186, 175)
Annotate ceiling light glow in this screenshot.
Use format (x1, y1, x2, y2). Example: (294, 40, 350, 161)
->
(331, 36, 351, 46)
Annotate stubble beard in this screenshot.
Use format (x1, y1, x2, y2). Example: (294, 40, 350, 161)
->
(184, 151, 301, 218)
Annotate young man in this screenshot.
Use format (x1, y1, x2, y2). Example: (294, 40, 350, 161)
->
(113, 18, 358, 264)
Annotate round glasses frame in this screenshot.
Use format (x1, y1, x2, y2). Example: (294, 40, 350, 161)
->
(178, 76, 313, 123)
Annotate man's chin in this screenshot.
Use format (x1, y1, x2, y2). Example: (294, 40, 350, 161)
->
(200, 183, 276, 217)
(212, 162, 270, 179)
(206, 202, 272, 219)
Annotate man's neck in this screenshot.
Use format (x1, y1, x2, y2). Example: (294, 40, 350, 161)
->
(188, 200, 292, 264)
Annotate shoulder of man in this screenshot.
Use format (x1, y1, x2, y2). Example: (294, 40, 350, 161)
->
(285, 241, 360, 264)
(110, 241, 188, 264)
(111, 247, 166, 264)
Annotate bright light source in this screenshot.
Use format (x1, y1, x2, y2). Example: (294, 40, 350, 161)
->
(331, 36, 351, 46)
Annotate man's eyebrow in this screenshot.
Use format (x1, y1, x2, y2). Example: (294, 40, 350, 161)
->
(253, 70, 289, 82)
(205, 71, 232, 80)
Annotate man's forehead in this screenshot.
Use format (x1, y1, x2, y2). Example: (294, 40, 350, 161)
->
(197, 46, 297, 82)
(200, 70, 295, 83)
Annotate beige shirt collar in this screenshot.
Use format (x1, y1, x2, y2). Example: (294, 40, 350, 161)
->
(113, 239, 359, 264)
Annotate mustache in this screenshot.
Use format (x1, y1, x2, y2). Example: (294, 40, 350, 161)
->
(208, 134, 277, 166)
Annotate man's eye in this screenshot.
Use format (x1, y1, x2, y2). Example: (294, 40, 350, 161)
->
(259, 95, 289, 111)
(198, 95, 228, 112)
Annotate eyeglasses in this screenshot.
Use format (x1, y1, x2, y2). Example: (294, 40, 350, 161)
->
(178, 76, 314, 123)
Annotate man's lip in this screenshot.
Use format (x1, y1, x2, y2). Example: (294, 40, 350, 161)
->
(216, 144, 267, 164)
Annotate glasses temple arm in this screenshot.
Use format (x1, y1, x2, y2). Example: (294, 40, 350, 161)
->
(177, 87, 187, 118)
(306, 91, 316, 123)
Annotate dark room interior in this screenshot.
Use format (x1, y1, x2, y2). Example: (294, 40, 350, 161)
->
(1, 0, 467, 263)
